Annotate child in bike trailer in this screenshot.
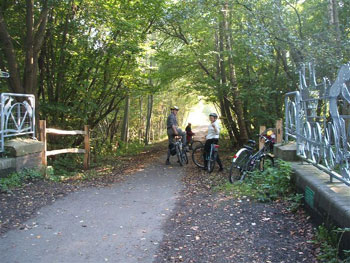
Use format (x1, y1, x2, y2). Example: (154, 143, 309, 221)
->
(203, 113, 224, 171)
(262, 128, 276, 153)
(185, 123, 195, 146)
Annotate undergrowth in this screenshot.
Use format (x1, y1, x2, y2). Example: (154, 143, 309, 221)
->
(0, 169, 43, 192)
(312, 225, 350, 262)
(215, 159, 350, 262)
(216, 160, 303, 211)
(47, 140, 158, 181)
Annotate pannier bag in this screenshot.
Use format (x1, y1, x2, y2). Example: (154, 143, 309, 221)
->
(169, 143, 177, 156)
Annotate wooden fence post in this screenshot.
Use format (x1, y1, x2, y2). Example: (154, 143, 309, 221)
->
(84, 125, 90, 170)
(259, 125, 266, 150)
(39, 120, 47, 167)
(275, 119, 283, 144)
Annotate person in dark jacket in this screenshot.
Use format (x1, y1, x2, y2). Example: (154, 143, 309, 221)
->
(166, 106, 187, 165)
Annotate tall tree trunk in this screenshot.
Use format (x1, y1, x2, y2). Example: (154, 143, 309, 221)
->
(214, 30, 235, 143)
(218, 14, 241, 144)
(139, 96, 143, 142)
(55, 0, 75, 102)
(144, 94, 153, 145)
(0, 10, 23, 93)
(121, 95, 130, 142)
(328, 0, 341, 56)
(223, 2, 249, 144)
(0, 0, 49, 94)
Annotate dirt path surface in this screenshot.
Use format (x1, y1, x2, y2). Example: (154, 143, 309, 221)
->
(0, 127, 317, 262)
(154, 164, 316, 263)
(0, 155, 184, 263)
(154, 125, 317, 263)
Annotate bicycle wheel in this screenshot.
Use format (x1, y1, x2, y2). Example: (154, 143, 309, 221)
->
(192, 145, 205, 168)
(233, 148, 251, 169)
(207, 152, 216, 173)
(229, 148, 251, 183)
(176, 145, 184, 166)
(182, 150, 189, 164)
(229, 163, 243, 183)
(191, 140, 203, 151)
(258, 155, 274, 172)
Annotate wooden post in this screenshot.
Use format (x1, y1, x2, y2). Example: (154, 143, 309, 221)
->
(84, 125, 90, 170)
(39, 120, 47, 166)
(275, 119, 283, 144)
(259, 125, 266, 150)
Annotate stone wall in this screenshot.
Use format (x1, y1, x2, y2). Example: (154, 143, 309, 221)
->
(0, 138, 43, 178)
(274, 143, 350, 252)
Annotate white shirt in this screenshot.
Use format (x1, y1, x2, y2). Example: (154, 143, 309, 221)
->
(206, 120, 220, 139)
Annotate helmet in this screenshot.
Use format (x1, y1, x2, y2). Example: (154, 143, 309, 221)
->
(209, 113, 218, 118)
(267, 130, 274, 136)
(171, 106, 179, 111)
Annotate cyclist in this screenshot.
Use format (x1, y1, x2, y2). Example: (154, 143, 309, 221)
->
(185, 123, 195, 146)
(166, 106, 187, 165)
(203, 113, 223, 171)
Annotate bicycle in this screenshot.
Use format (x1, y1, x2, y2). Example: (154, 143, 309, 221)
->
(174, 136, 188, 166)
(192, 142, 219, 173)
(187, 137, 203, 151)
(229, 134, 274, 183)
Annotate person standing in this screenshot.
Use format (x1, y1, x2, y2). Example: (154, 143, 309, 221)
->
(203, 113, 223, 171)
(166, 106, 187, 165)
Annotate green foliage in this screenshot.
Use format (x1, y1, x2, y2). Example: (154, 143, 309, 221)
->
(240, 160, 293, 202)
(286, 193, 304, 213)
(0, 169, 43, 192)
(47, 140, 154, 181)
(312, 225, 350, 263)
(48, 154, 84, 177)
(219, 160, 304, 211)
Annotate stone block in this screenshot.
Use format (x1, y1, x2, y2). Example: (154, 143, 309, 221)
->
(0, 157, 16, 178)
(15, 152, 42, 172)
(5, 138, 43, 157)
(274, 142, 299, 162)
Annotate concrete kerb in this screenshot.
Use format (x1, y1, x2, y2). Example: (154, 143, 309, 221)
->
(290, 162, 350, 251)
(274, 143, 350, 251)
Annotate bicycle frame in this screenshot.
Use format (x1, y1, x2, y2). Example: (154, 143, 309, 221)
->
(207, 144, 219, 161)
(232, 135, 271, 172)
(174, 137, 183, 150)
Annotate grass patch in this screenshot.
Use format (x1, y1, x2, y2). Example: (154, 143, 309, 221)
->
(0, 169, 43, 192)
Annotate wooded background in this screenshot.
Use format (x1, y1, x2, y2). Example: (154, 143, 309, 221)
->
(0, 0, 349, 156)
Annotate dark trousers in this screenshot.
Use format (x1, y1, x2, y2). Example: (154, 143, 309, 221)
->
(203, 138, 223, 168)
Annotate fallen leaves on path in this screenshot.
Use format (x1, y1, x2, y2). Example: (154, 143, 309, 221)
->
(154, 162, 317, 263)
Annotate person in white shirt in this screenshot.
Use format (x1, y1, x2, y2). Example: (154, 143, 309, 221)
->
(203, 113, 223, 171)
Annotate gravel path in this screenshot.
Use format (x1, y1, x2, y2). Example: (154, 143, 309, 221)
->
(0, 155, 184, 263)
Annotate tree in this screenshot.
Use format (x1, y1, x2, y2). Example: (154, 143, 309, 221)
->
(0, 0, 50, 94)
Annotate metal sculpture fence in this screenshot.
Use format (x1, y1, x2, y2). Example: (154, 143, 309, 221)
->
(285, 63, 350, 186)
(0, 70, 36, 153)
